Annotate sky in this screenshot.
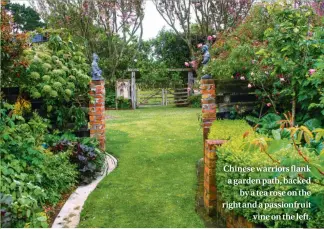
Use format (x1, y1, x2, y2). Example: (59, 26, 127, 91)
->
(11, 0, 172, 40)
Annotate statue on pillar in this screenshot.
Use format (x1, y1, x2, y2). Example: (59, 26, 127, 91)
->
(91, 53, 103, 80)
(201, 45, 212, 79)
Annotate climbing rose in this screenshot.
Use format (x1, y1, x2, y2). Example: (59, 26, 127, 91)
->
(184, 62, 189, 67)
(280, 77, 285, 82)
(190, 60, 197, 69)
(212, 35, 216, 38)
(197, 43, 203, 48)
(267, 103, 271, 107)
(240, 76, 245, 80)
(207, 35, 213, 41)
(309, 69, 316, 75)
(248, 83, 252, 88)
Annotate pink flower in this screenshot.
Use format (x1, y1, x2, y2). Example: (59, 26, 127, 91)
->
(280, 77, 285, 82)
(190, 60, 197, 69)
(197, 43, 203, 48)
(309, 69, 316, 75)
(184, 62, 190, 67)
(240, 76, 245, 80)
(267, 103, 271, 107)
(248, 83, 252, 88)
(207, 35, 213, 41)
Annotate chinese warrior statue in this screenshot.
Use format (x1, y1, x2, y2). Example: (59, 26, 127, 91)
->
(91, 53, 103, 80)
(201, 45, 211, 79)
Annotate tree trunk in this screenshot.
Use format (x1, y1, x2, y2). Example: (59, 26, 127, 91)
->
(291, 89, 296, 126)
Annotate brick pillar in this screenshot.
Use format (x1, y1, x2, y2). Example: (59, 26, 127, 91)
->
(200, 79, 217, 215)
(89, 80, 106, 151)
(203, 140, 226, 215)
(200, 79, 216, 150)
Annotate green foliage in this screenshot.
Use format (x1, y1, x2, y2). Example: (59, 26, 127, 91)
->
(20, 31, 90, 130)
(105, 89, 116, 108)
(246, 113, 282, 135)
(208, 120, 252, 140)
(205, 2, 323, 124)
(0, 102, 78, 228)
(187, 94, 202, 108)
(116, 96, 131, 109)
(149, 29, 190, 68)
(5, 2, 44, 31)
(206, 4, 270, 81)
(137, 61, 182, 89)
(249, 2, 323, 122)
(51, 138, 106, 184)
(215, 122, 324, 227)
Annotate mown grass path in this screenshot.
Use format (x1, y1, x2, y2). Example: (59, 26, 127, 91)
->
(79, 107, 204, 227)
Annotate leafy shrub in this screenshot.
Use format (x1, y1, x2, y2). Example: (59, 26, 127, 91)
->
(19, 31, 90, 130)
(245, 113, 281, 135)
(40, 152, 78, 204)
(213, 120, 324, 228)
(187, 94, 201, 108)
(52, 138, 106, 184)
(117, 96, 131, 109)
(0, 102, 78, 228)
(208, 120, 252, 140)
(105, 89, 116, 108)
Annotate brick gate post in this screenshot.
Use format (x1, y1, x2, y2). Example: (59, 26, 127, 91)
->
(89, 79, 106, 151)
(200, 79, 217, 215)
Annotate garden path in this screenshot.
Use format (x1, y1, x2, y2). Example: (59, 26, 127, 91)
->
(79, 106, 204, 227)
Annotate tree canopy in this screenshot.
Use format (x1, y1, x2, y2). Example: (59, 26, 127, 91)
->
(5, 2, 44, 32)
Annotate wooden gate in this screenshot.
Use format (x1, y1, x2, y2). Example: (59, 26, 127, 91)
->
(173, 88, 189, 106)
(137, 88, 175, 106)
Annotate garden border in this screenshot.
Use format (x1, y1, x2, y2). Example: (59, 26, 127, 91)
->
(51, 154, 117, 228)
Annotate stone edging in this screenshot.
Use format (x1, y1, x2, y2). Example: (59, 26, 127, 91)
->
(52, 154, 118, 228)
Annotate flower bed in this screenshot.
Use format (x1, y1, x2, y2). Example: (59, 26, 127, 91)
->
(0, 103, 106, 228)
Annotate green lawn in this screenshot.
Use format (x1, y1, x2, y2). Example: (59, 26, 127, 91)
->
(79, 106, 205, 228)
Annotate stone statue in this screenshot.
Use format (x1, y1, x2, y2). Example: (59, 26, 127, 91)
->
(201, 44, 212, 79)
(91, 53, 103, 80)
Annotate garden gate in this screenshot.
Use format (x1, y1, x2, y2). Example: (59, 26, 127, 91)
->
(127, 68, 195, 108)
